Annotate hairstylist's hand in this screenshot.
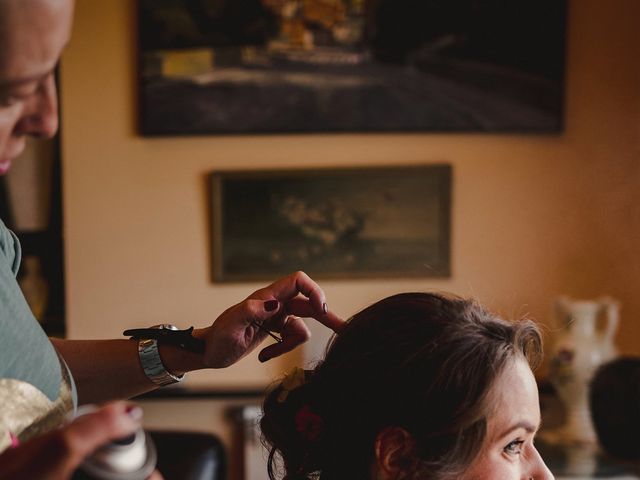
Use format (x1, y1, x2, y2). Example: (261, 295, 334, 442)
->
(198, 271, 345, 367)
(0, 402, 162, 480)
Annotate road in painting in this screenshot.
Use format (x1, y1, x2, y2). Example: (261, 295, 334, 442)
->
(139, 0, 566, 134)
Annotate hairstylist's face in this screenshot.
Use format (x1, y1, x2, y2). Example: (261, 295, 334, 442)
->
(0, 0, 74, 175)
(461, 358, 554, 480)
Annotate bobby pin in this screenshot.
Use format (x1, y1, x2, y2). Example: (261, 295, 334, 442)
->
(251, 320, 283, 343)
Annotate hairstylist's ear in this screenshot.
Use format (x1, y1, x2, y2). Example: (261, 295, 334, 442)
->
(374, 427, 416, 479)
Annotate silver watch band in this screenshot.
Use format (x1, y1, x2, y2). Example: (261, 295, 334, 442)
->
(138, 338, 184, 386)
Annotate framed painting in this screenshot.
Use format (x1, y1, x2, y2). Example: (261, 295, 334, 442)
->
(210, 164, 451, 281)
(138, 0, 567, 135)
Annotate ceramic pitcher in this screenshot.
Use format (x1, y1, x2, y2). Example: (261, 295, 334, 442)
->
(547, 296, 619, 445)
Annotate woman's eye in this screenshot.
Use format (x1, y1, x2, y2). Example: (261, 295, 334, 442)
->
(504, 440, 525, 455)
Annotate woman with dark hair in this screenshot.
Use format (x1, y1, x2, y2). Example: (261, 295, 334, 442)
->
(261, 292, 554, 479)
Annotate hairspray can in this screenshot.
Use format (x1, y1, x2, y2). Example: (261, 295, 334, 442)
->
(72, 428, 157, 480)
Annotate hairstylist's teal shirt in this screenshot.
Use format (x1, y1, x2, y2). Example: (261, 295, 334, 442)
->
(0, 219, 76, 452)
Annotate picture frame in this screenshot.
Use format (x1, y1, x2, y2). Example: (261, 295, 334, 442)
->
(138, 0, 566, 135)
(210, 164, 451, 282)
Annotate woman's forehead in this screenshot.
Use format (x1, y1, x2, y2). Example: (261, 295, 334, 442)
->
(486, 358, 541, 441)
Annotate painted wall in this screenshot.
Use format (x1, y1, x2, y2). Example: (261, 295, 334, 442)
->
(61, 0, 640, 392)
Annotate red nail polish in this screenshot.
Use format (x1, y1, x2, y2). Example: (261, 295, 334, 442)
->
(264, 300, 279, 312)
(126, 405, 143, 421)
(323, 303, 328, 314)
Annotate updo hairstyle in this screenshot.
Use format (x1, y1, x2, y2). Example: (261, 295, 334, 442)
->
(261, 292, 542, 480)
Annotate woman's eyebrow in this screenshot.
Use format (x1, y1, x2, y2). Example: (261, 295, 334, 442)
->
(497, 421, 537, 440)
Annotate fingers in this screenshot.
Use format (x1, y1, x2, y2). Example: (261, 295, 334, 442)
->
(283, 297, 346, 333)
(258, 316, 311, 363)
(148, 470, 165, 480)
(63, 402, 143, 464)
(252, 272, 345, 332)
(212, 272, 345, 366)
(247, 296, 344, 335)
(254, 271, 326, 314)
(238, 298, 284, 327)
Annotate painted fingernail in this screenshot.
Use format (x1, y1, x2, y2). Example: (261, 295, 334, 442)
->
(9, 432, 20, 448)
(323, 303, 328, 314)
(264, 300, 279, 312)
(126, 405, 143, 422)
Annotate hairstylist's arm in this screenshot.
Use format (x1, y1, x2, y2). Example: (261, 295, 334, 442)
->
(52, 272, 344, 404)
(0, 402, 162, 480)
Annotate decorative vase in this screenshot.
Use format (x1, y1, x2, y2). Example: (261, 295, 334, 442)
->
(545, 296, 619, 446)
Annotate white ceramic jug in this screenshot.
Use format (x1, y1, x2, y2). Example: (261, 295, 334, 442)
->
(546, 296, 619, 445)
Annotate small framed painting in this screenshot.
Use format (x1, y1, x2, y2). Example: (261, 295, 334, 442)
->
(210, 164, 451, 281)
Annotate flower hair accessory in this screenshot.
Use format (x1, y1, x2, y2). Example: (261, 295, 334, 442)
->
(295, 405, 323, 442)
(277, 367, 306, 403)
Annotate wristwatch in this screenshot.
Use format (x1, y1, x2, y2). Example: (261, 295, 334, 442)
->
(123, 324, 205, 387)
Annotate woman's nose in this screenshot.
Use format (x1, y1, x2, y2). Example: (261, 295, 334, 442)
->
(525, 446, 554, 480)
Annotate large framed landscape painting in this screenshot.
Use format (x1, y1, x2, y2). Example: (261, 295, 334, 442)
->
(138, 0, 567, 135)
(210, 165, 451, 282)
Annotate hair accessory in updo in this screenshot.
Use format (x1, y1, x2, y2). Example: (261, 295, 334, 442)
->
(295, 405, 323, 442)
(277, 367, 306, 403)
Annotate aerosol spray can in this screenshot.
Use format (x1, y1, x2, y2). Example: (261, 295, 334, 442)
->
(71, 407, 157, 480)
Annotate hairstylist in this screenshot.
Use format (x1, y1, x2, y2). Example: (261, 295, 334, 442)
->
(0, 0, 344, 478)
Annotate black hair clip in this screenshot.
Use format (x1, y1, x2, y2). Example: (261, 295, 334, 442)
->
(123, 325, 206, 354)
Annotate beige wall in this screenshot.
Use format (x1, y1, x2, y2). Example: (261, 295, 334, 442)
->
(61, 0, 640, 391)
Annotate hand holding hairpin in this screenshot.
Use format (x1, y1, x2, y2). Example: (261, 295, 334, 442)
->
(251, 320, 283, 343)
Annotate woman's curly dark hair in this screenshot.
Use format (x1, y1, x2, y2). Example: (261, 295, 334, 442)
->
(261, 292, 543, 480)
